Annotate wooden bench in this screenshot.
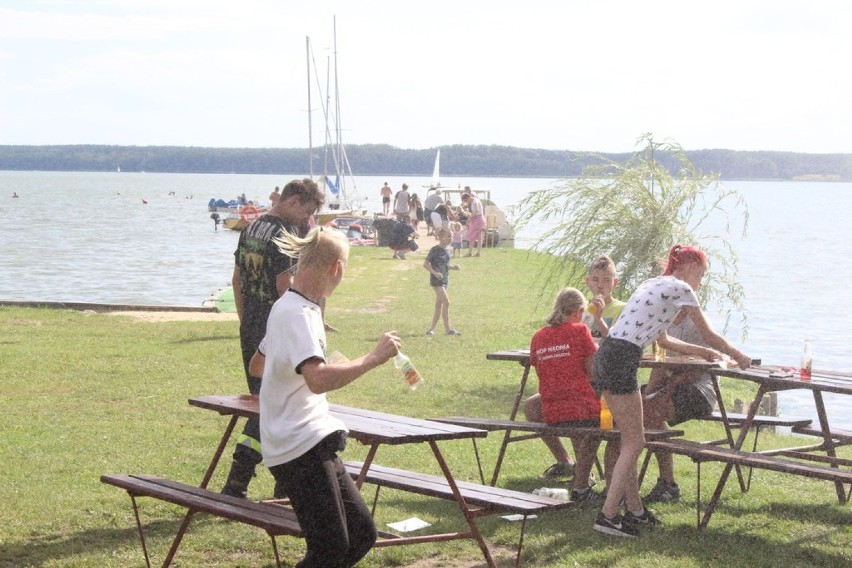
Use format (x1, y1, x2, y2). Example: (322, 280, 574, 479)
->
(644, 439, 852, 529)
(642, 412, 814, 491)
(101, 474, 301, 568)
(434, 416, 682, 486)
(343, 461, 572, 566)
(792, 425, 852, 446)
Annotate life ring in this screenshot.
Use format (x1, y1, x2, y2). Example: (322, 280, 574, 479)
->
(240, 206, 260, 223)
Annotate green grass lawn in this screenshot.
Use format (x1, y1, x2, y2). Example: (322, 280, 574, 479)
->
(1, 245, 850, 567)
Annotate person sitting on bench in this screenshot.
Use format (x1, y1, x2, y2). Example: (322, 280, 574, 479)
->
(528, 287, 609, 502)
(642, 312, 718, 502)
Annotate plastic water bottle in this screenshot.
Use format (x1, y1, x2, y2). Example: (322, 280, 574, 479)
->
(800, 339, 813, 381)
(394, 352, 424, 390)
(599, 395, 613, 430)
(532, 488, 570, 500)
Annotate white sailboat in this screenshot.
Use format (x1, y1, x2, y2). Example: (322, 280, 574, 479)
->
(426, 149, 514, 246)
(306, 18, 367, 226)
(424, 149, 441, 189)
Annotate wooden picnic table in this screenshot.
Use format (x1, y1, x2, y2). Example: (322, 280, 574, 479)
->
(710, 365, 852, 504)
(189, 394, 571, 567)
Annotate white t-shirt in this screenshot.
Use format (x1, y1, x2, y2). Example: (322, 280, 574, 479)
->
(608, 275, 700, 349)
(260, 290, 346, 468)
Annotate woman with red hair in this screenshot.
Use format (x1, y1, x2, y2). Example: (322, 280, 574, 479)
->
(592, 244, 752, 538)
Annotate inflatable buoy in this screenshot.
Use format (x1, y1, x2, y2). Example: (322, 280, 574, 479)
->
(240, 206, 260, 223)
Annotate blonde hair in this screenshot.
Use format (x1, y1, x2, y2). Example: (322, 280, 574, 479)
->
(435, 227, 451, 239)
(546, 287, 586, 326)
(273, 226, 349, 272)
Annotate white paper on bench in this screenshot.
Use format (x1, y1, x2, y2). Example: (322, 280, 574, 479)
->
(387, 517, 431, 532)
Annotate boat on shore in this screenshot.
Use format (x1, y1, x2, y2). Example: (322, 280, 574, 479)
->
(221, 205, 267, 231)
(421, 149, 514, 247)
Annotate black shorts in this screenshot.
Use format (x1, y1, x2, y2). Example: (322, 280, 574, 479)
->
(669, 382, 714, 426)
(592, 337, 643, 395)
(382, 196, 391, 204)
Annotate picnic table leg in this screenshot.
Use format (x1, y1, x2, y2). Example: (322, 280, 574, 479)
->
(812, 391, 848, 504)
(699, 462, 732, 530)
(161, 509, 197, 567)
(353, 444, 380, 489)
(490, 362, 532, 486)
(198, 415, 240, 489)
(429, 440, 497, 568)
(712, 375, 747, 492)
(128, 495, 153, 568)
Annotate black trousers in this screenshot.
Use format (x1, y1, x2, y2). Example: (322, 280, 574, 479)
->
(269, 432, 377, 568)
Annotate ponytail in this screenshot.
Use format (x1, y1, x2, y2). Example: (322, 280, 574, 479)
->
(274, 226, 348, 272)
(662, 243, 707, 275)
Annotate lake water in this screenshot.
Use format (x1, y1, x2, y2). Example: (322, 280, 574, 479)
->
(1, 171, 850, 429)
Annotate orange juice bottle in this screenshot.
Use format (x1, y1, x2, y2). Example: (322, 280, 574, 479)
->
(394, 352, 424, 390)
(599, 395, 613, 430)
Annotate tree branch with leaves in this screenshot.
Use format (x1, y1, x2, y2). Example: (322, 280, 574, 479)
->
(511, 133, 749, 338)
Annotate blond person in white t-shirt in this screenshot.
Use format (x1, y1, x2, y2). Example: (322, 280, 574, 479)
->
(260, 226, 400, 566)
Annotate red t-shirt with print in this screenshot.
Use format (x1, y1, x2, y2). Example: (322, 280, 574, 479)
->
(530, 322, 600, 423)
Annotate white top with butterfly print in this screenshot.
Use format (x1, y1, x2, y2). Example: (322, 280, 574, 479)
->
(608, 275, 700, 349)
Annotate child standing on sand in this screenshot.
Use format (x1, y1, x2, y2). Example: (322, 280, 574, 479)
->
(424, 228, 461, 336)
(450, 221, 464, 258)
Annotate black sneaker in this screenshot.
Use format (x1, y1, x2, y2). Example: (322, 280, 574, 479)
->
(571, 488, 605, 503)
(220, 483, 247, 499)
(593, 512, 639, 538)
(624, 508, 663, 526)
(645, 478, 680, 503)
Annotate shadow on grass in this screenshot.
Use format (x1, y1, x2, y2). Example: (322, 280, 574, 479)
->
(173, 333, 237, 344)
(0, 518, 184, 567)
(350, 485, 851, 567)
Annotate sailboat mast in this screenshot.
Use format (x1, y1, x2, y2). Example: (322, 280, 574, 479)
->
(333, 16, 344, 198)
(305, 36, 313, 180)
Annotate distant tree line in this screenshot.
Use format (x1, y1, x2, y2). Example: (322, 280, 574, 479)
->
(1, 143, 851, 181)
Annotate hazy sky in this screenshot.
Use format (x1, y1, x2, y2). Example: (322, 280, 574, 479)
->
(1, 0, 849, 153)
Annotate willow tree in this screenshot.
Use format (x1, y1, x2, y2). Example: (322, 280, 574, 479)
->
(511, 133, 749, 336)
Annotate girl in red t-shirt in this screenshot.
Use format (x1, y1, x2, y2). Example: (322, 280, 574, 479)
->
(530, 287, 603, 501)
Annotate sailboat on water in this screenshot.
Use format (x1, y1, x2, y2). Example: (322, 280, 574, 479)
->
(423, 149, 441, 190)
(306, 19, 368, 227)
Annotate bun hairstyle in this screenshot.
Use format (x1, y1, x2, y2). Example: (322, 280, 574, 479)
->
(662, 243, 707, 276)
(273, 226, 348, 272)
(546, 287, 586, 326)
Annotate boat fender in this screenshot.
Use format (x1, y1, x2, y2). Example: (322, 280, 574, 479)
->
(240, 206, 259, 223)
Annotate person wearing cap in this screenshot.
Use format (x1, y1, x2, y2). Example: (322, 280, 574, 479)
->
(423, 188, 444, 236)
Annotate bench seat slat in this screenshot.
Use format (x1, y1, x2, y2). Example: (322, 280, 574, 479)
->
(433, 416, 681, 440)
(344, 462, 573, 513)
(792, 425, 852, 444)
(645, 440, 852, 483)
(702, 412, 812, 427)
(101, 474, 302, 536)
